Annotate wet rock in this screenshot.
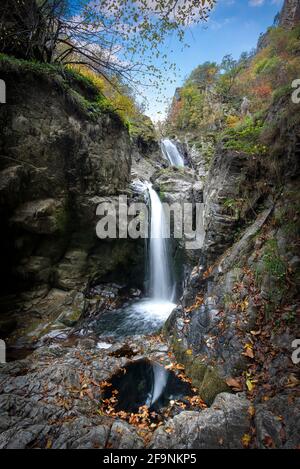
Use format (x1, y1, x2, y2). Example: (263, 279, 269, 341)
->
(150, 393, 251, 449)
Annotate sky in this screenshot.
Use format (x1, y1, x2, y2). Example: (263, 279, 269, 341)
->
(143, 0, 284, 121)
(69, 0, 284, 121)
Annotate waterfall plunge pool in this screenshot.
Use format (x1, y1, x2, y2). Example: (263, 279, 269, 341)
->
(102, 359, 192, 413)
(92, 299, 176, 338)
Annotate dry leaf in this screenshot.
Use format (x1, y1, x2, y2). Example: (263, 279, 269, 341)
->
(248, 406, 255, 417)
(246, 379, 254, 392)
(241, 433, 251, 448)
(226, 377, 243, 390)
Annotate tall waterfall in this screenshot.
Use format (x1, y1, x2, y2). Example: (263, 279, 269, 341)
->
(161, 139, 184, 167)
(147, 183, 173, 300)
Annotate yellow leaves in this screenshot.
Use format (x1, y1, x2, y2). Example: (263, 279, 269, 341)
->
(226, 114, 241, 128)
(246, 378, 254, 392)
(243, 343, 254, 359)
(186, 349, 193, 356)
(248, 406, 256, 418)
(245, 370, 257, 393)
(245, 377, 253, 392)
(240, 299, 249, 312)
(241, 433, 251, 448)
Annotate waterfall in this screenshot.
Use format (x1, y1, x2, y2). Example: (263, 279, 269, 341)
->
(147, 183, 173, 300)
(161, 139, 184, 167)
(95, 179, 176, 338)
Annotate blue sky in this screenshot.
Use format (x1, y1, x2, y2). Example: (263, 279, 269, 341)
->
(69, 0, 284, 121)
(144, 0, 284, 121)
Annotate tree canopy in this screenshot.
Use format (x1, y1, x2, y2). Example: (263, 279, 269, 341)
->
(0, 0, 215, 89)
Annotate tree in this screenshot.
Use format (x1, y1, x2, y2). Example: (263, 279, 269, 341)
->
(217, 54, 247, 102)
(187, 61, 219, 90)
(0, 0, 215, 88)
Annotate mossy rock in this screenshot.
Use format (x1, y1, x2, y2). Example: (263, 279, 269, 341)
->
(58, 307, 83, 327)
(199, 366, 230, 406)
(170, 336, 229, 405)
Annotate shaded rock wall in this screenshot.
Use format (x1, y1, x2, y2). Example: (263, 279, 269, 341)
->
(0, 58, 145, 340)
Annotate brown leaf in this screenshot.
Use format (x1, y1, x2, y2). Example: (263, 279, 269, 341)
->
(226, 377, 243, 391)
(263, 435, 274, 448)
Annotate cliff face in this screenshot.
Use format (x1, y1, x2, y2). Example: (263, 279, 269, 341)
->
(163, 81, 300, 447)
(279, 0, 300, 29)
(0, 57, 144, 340)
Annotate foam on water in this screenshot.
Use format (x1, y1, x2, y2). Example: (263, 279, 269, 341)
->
(93, 299, 176, 338)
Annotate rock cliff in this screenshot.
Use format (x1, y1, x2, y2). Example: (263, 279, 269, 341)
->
(0, 56, 144, 342)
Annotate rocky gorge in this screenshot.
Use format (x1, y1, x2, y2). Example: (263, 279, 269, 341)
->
(0, 0, 300, 451)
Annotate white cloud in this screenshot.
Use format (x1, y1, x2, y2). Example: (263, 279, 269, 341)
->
(249, 0, 265, 6)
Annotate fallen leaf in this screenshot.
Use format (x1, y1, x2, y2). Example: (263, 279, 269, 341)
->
(45, 438, 52, 449)
(263, 435, 274, 448)
(246, 379, 254, 392)
(248, 406, 255, 418)
(241, 433, 251, 448)
(165, 427, 174, 434)
(226, 377, 243, 391)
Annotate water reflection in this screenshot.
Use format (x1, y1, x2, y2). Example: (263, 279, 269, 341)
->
(103, 359, 192, 413)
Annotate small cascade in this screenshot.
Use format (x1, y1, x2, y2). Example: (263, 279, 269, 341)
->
(161, 138, 184, 167)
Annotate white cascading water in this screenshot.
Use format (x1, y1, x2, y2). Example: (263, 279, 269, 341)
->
(95, 180, 175, 405)
(147, 183, 172, 300)
(161, 138, 184, 167)
(95, 180, 176, 340)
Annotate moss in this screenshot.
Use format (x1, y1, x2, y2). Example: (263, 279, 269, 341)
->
(0, 53, 126, 127)
(263, 239, 287, 282)
(59, 307, 82, 327)
(199, 367, 230, 406)
(169, 336, 229, 405)
(158, 190, 167, 202)
(221, 117, 268, 155)
(129, 114, 157, 145)
(272, 84, 291, 101)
